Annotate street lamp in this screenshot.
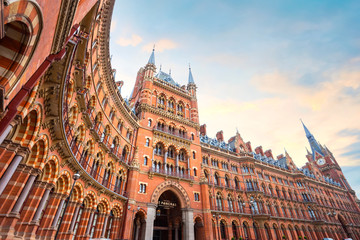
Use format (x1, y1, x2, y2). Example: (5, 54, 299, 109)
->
(213, 214, 221, 240)
(54, 172, 81, 240)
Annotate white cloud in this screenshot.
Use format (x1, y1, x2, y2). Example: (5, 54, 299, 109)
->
(143, 39, 178, 52)
(117, 34, 143, 47)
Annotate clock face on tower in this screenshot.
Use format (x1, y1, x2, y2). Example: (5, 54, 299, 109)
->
(317, 158, 326, 166)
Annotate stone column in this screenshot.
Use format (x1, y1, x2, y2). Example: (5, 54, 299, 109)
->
(0, 125, 12, 145)
(69, 204, 81, 232)
(101, 214, 109, 237)
(32, 187, 51, 222)
(51, 198, 66, 228)
(144, 204, 156, 240)
(176, 155, 179, 174)
(0, 155, 23, 196)
(152, 148, 155, 160)
(134, 219, 141, 240)
(11, 174, 37, 214)
(164, 152, 168, 164)
(182, 208, 194, 240)
(85, 211, 95, 235)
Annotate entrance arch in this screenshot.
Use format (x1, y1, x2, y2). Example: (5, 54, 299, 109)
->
(150, 180, 191, 208)
(146, 181, 194, 240)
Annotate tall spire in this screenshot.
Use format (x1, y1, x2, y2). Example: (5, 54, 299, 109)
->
(188, 64, 195, 84)
(300, 119, 324, 158)
(301, 119, 312, 138)
(147, 46, 155, 65)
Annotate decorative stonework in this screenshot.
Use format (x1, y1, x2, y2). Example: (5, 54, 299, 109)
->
(150, 180, 191, 208)
(51, 0, 80, 54)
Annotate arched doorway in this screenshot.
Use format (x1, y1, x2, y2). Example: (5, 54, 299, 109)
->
(132, 211, 146, 240)
(194, 217, 204, 240)
(153, 190, 182, 240)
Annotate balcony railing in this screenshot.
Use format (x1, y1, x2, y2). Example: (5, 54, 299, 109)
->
(153, 126, 192, 141)
(211, 206, 270, 216)
(149, 167, 194, 180)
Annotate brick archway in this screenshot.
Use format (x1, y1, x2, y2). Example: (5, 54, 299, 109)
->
(150, 180, 191, 208)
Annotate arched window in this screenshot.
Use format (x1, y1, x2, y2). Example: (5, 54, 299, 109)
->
(227, 195, 234, 212)
(214, 173, 220, 186)
(179, 149, 186, 161)
(148, 119, 152, 127)
(193, 168, 197, 176)
(273, 224, 281, 240)
(91, 160, 100, 178)
(193, 151, 196, 159)
(71, 204, 84, 239)
(232, 222, 238, 239)
(155, 143, 163, 155)
(234, 177, 240, 190)
(144, 156, 148, 165)
(168, 99, 175, 113)
(105, 210, 114, 238)
(168, 146, 175, 158)
(238, 198, 244, 212)
(90, 207, 99, 238)
(282, 225, 289, 239)
(253, 223, 260, 239)
(220, 221, 227, 239)
(225, 175, 230, 187)
(216, 193, 223, 211)
(308, 207, 316, 219)
(177, 103, 184, 117)
(243, 222, 249, 239)
(265, 224, 272, 239)
(157, 95, 166, 109)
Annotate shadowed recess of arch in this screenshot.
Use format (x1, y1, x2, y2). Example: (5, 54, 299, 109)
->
(55, 172, 71, 194)
(40, 156, 58, 184)
(83, 191, 97, 209)
(0, 0, 43, 99)
(111, 203, 123, 218)
(98, 198, 110, 214)
(71, 182, 84, 203)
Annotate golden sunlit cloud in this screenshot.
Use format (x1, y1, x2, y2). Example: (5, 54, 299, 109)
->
(199, 67, 360, 168)
(117, 34, 143, 47)
(143, 39, 178, 53)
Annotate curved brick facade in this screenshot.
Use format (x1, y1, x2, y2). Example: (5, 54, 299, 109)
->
(0, 1, 359, 240)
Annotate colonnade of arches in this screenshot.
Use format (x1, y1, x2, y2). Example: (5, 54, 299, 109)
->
(0, 104, 127, 239)
(211, 218, 349, 240)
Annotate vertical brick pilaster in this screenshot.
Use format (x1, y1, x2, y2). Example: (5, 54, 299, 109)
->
(57, 201, 78, 239)
(93, 213, 105, 239)
(0, 147, 17, 178)
(75, 208, 92, 240)
(110, 217, 121, 239)
(36, 193, 65, 238)
(13, 179, 44, 235)
(16, 182, 52, 239)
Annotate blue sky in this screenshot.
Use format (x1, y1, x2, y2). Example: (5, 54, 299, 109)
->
(110, 0, 360, 197)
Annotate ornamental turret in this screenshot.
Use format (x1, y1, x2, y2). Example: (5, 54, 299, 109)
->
(187, 66, 199, 123)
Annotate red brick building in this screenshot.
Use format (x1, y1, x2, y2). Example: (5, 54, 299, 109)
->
(0, 1, 359, 240)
